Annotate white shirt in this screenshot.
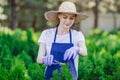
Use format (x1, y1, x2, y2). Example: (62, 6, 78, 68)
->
(38, 28, 85, 72)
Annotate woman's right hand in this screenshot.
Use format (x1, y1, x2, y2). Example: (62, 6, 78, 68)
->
(42, 55, 54, 66)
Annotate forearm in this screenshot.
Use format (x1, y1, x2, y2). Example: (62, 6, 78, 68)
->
(78, 41, 87, 56)
(37, 54, 44, 64)
(37, 43, 46, 64)
(78, 48, 87, 56)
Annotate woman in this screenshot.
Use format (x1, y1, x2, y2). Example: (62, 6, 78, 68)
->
(37, 1, 88, 80)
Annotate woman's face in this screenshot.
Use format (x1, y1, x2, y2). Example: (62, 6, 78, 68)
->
(58, 13, 76, 29)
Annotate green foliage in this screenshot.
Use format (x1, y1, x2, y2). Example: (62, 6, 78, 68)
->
(0, 28, 120, 80)
(27, 63, 45, 80)
(9, 58, 30, 80)
(0, 44, 12, 70)
(26, 28, 38, 61)
(0, 64, 8, 80)
(78, 29, 120, 80)
(17, 50, 33, 68)
(51, 64, 73, 80)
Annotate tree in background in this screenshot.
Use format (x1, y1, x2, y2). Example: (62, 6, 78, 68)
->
(2, 0, 120, 31)
(99, 0, 120, 29)
(5, 0, 48, 31)
(78, 0, 120, 29)
(70, 0, 120, 29)
(0, 0, 7, 27)
(73, 0, 100, 29)
(7, 0, 17, 29)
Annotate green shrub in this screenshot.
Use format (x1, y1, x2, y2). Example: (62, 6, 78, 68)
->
(0, 64, 8, 80)
(26, 29, 39, 62)
(9, 58, 30, 80)
(27, 63, 45, 80)
(0, 45, 13, 70)
(17, 50, 33, 68)
(51, 64, 73, 80)
(0, 28, 120, 80)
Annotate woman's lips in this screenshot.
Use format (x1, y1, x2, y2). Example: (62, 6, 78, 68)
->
(65, 24, 70, 27)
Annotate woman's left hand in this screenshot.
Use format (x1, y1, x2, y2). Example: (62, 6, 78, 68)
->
(64, 46, 79, 61)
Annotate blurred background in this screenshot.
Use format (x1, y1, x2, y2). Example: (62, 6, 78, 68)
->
(0, 0, 120, 34)
(0, 0, 120, 80)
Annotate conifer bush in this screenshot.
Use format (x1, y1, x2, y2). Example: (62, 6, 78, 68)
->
(0, 28, 120, 80)
(9, 58, 30, 80)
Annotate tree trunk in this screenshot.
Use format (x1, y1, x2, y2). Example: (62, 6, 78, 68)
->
(32, 15, 37, 31)
(93, 0, 99, 29)
(39, 0, 47, 31)
(10, 0, 17, 29)
(112, 13, 117, 29)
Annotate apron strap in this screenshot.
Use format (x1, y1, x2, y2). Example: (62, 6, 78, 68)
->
(53, 25, 58, 43)
(70, 29, 72, 43)
(54, 25, 72, 43)
(68, 60, 78, 80)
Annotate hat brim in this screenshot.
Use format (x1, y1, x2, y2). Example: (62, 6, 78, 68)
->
(44, 11, 88, 23)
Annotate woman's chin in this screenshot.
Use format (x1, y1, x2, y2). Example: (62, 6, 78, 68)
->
(63, 25, 71, 29)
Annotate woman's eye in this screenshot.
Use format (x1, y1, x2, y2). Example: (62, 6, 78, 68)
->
(70, 17, 75, 20)
(63, 16, 67, 19)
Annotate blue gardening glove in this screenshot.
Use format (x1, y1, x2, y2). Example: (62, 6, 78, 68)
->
(43, 55, 54, 66)
(64, 46, 79, 61)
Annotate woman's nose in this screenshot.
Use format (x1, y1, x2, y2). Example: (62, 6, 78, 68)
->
(65, 18, 71, 23)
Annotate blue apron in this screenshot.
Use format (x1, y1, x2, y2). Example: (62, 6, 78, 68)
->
(44, 26, 78, 80)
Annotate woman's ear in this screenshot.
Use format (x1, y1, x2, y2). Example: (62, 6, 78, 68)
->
(57, 13, 61, 19)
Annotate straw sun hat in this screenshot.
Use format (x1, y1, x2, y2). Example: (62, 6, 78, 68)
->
(44, 1, 88, 23)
